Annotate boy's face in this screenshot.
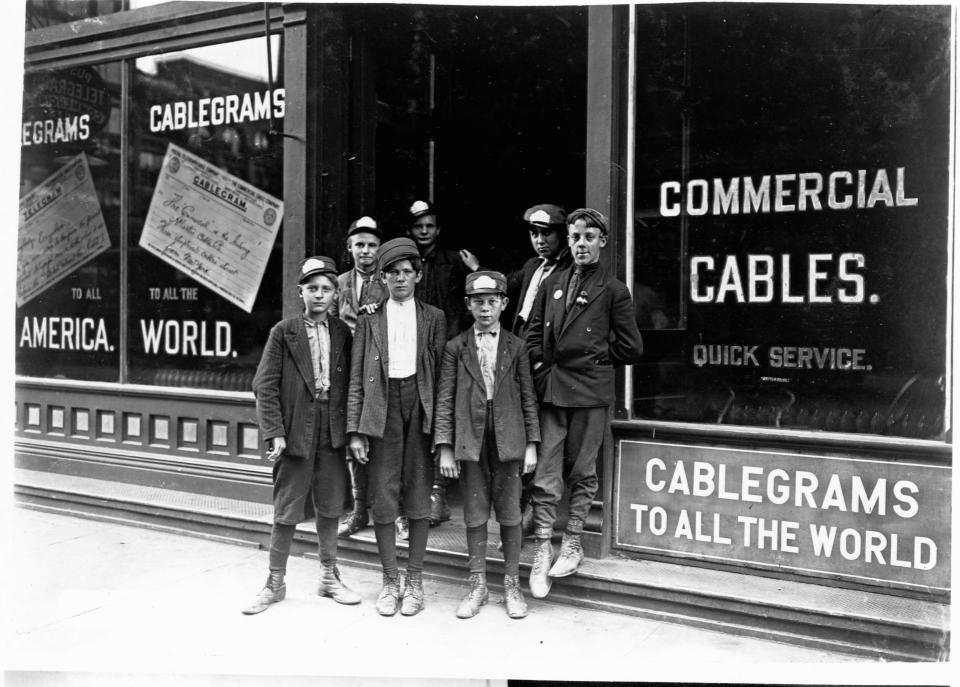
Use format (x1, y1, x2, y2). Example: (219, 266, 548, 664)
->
(465, 293, 507, 331)
(409, 214, 439, 250)
(348, 232, 381, 272)
(529, 226, 563, 260)
(568, 219, 607, 266)
(298, 273, 338, 318)
(381, 259, 421, 301)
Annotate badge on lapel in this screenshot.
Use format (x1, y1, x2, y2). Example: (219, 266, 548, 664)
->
(553, 289, 563, 300)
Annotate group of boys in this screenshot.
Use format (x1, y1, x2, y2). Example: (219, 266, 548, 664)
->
(243, 200, 643, 620)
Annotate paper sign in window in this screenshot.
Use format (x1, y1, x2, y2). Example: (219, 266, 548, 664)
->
(139, 142, 283, 313)
(17, 152, 111, 307)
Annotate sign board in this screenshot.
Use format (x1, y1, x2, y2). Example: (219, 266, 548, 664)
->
(139, 142, 283, 313)
(615, 439, 951, 593)
(17, 152, 110, 307)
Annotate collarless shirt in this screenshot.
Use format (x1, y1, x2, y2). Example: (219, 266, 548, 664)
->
(386, 298, 418, 378)
(302, 316, 330, 395)
(474, 323, 500, 399)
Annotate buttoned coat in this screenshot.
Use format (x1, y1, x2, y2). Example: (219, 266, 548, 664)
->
(434, 326, 541, 463)
(526, 263, 644, 407)
(252, 315, 352, 455)
(506, 247, 572, 335)
(333, 268, 389, 334)
(346, 299, 446, 439)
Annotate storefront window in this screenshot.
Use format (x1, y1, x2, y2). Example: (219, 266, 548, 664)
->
(631, 4, 950, 440)
(17, 62, 122, 382)
(127, 36, 284, 390)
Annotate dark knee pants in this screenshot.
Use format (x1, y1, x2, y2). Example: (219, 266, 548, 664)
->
(460, 400, 522, 528)
(368, 376, 433, 523)
(273, 399, 348, 524)
(530, 403, 607, 532)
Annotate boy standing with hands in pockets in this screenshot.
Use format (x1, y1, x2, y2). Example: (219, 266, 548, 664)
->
(435, 271, 540, 619)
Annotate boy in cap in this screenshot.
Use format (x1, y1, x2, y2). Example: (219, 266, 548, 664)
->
(346, 237, 446, 616)
(507, 203, 573, 537)
(244, 256, 361, 615)
(407, 199, 480, 527)
(334, 215, 388, 537)
(435, 271, 540, 619)
(525, 208, 644, 598)
(507, 204, 572, 338)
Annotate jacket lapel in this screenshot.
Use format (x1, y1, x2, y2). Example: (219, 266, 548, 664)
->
(559, 266, 607, 336)
(492, 330, 513, 397)
(371, 306, 388, 365)
(286, 319, 316, 394)
(460, 329, 486, 390)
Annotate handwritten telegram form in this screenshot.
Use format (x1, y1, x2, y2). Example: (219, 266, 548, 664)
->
(17, 153, 111, 307)
(139, 143, 284, 313)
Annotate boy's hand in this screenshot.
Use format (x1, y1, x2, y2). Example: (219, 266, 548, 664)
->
(359, 302, 382, 315)
(438, 445, 459, 479)
(522, 443, 538, 475)
(267, 437, 286, 461)
(349, 433, 370, 464)
(459, 249, 480, 272)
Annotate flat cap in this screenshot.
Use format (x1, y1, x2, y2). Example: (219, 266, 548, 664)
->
(347, 215, 382, 239)
(465, 270, 508, 296)
(298, 255, 339, 284)
(377, 237, 421, 271)
(523, 204, 567, 228)
(567, 207, 608, 235)
(409, 199, 436, 220)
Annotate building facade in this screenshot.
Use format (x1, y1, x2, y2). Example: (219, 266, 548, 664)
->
(16, 0, 953, 629)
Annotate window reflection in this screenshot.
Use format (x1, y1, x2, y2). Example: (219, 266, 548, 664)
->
(128, 35, 284, 390)
(630, 5, 950, 440)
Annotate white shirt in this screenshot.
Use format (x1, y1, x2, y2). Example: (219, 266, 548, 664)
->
(386, 298, 417, 378)
(474, 324, 500, 400)
(302, 316, 330, 394)
(519, 259, 559, 321)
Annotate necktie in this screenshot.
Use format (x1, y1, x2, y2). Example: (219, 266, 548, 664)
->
(565, 267, 584, 312)
(359, 275, 370, 304)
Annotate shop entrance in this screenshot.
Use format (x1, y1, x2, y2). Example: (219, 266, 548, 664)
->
(359, 5, 587, 272)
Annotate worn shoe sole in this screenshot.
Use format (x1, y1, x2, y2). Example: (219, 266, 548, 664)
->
(241, 587, 285, 615)
(318, 588, 362, 605)
(455, 590, 489, 619)
(548, 557, 583, 577)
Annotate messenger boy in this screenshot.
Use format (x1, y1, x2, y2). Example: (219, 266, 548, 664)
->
(244, 256, 361, 615)
(435, 271, 540, 619)
(346, 237, 446, 617)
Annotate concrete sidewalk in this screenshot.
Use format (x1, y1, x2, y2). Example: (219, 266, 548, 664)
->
(4, 506, 934, 685)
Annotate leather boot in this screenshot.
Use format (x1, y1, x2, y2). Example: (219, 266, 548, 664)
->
(375, 571, 401, 616)
(428, 481, 451, 527)
(528, 529, 554, 599)
(395, 515, 409, 541)
(338, 497, 369, 537)
(455, 572, 488, 619)
(504, 574, 528, 619)
(317, 564, 361, 605)
(339, 466, 370, 537)
(400, 570, 425, 616)
(520, 503, 535, 539)
(241, 569, 285, 615)
(549, 517, 584, 578)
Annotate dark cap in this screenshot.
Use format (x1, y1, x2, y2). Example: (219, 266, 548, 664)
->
(567, 207, 608, 235)
(465, 270, 508, 296)
(409, 199, 436, 220)
(377, 237, 421, 271)
(298, 256, 339, 284)
(523, 204, 567, 228)
(347, 215, 382, 239)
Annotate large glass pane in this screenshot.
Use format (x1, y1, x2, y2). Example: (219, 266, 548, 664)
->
(17, 62, 122, 382)
(631, 4, 950, 440)
(127, 35, 284, 390)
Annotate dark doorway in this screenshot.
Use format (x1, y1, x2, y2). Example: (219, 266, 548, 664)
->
(360, 5, 587, 275)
